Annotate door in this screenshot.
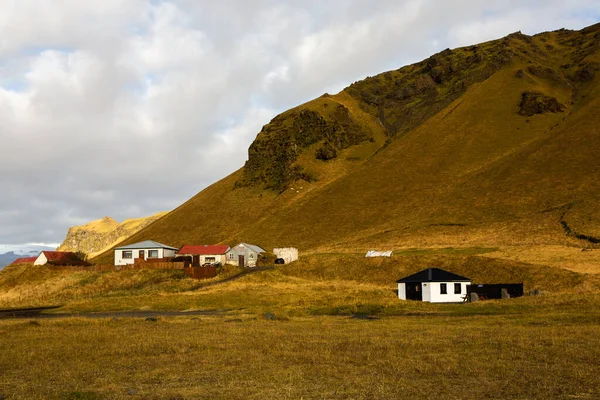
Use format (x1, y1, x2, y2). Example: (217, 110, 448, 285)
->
(192, 255, 200, 267)
(405, 283, 422, 301)
(238, 255, 245, 267)
(139, 250, 145, 259)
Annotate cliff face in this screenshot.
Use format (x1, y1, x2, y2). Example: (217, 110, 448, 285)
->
(58, 213, 167, 257)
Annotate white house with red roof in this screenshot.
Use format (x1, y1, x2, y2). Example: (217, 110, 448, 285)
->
(176, 245, 230, 266)
(34, 251, 86, 266)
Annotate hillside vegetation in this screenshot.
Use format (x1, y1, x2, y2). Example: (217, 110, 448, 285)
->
(94, 24, 600, 264)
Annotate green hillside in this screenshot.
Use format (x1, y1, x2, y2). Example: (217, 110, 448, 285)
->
(93, 24, 600, 264)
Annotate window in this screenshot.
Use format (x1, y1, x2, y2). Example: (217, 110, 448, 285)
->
(205, 257, 216, 263)
(148, 250, 159, 258)
(122, 251, 132, 259)
(229, 253, 234, 260)
(454, 283, 462, 294)
(440, 283, 447, 294)
(249, 253, 254, 259)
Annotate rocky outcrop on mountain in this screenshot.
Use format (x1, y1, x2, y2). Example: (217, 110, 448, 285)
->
(58, 213, 167, 257)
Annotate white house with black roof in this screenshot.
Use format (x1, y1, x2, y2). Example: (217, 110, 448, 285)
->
(397, 268, 471, 303)
(114, 240, 178, 266)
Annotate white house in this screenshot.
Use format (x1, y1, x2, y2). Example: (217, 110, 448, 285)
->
(397, 268, 471, 303)
(273, 247, 298, 264)
(225, 243, 265, 267)
(176, 245, 230, 266)
(114, 240, 178, 266)
(34, 251, 85, 266)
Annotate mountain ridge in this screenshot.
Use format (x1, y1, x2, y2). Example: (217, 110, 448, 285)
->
(59, 212, 168, 258)
(93, 23, 600, 264)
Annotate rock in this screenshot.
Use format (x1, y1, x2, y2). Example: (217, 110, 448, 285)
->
(501, 288, 510, 299)
(127, 389, 137, 395)
(518, 91, 566, 117)
(469, 292, 479, 302)
(145, 317, 158, 322)
(262, 312, 276, 320)
(529, 289, 542, 296)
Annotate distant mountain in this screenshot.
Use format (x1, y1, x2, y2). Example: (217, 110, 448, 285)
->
(94, 23, 600, 263)
(0, 252, 21, 269)
(58, 213, 168, 258)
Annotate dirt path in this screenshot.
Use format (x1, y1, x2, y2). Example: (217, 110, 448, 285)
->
(0, 308, 233, 319)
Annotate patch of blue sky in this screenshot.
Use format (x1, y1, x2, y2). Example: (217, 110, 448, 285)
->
(0, 78, 29, 92)
(121, 72, 160, 95)
(21, 45, 75, 57)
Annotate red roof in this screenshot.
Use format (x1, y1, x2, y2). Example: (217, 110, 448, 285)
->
(11, 256, 37, 265)
(177, 245, 230, 255)
(40, 251, 88, 266)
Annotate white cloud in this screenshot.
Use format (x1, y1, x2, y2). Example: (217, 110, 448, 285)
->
(0, 0, 597, 245)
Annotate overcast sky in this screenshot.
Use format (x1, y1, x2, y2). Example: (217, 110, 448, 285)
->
(0, 0, 598, 248)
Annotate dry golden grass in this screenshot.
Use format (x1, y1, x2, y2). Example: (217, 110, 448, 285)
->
(2, 249, 600, 398)
(1, 294, 600, 399)
(483, 245, 600, 274)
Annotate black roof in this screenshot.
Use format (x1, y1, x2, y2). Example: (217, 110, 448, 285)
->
(396, 268, 471, 283)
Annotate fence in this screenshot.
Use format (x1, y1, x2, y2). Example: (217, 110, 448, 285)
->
(46, 261, 185, 273)
(45, 262, 218, 280)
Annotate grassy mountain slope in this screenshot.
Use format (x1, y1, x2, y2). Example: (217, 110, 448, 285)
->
(94, 24, 600, 264)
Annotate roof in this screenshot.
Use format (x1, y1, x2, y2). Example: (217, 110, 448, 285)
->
(114, 240, 178, 251)
(41, 251, 78, 262)
(229, 243, 266, 253)
(396, 268, 471, 283)
(177, 245, 230, 255)
(38, 251, 88, 266)
(11, 256, 37, 265)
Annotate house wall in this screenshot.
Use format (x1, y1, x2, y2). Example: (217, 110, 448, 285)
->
(225, 244, 263, 267)
(34, 253, 48, 266)
(397, 283, 406, 300)
(422, 282, 432, 302)
(179, 254, 226, 265)
(115, 248, 176, 266)
(427, 281, 470, 303)
(273, 248, 298, 263)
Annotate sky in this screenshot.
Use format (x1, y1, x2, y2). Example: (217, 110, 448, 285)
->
(0, 0, 598, 249)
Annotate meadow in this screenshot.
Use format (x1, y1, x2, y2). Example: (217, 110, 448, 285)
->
(1, 248, 600, 399)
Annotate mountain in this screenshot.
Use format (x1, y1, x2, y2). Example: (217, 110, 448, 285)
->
(0, 252, 21, 269)
(58, 213, 167, 258)
(93, 24, 600, 264)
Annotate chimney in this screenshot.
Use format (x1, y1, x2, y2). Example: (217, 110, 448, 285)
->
(428, 268, 432, 281)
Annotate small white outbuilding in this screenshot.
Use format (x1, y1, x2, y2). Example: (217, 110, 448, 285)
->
(397, 268, 471, 303)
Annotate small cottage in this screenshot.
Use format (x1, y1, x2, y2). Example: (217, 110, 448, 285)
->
(397, 268, 471, 303)
(226, 243, 265, 267)
(177, 245, 230, 266)
(34, 251, 86, 266)
(114, 240, 178, 266)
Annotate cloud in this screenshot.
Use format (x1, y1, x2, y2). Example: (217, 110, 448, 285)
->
(0, 0, 597, 245)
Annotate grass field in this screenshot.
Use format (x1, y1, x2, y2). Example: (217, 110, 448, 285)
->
(1, 294, 600, 400)
(2, 248, 600, 399)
